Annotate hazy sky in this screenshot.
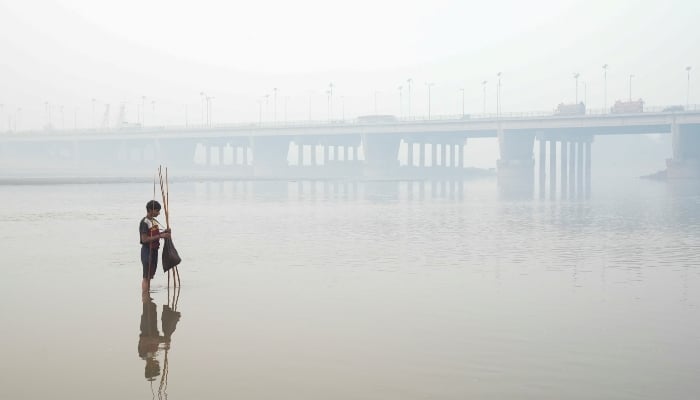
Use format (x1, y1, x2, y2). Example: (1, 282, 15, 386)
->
(1, 0, 698, 129)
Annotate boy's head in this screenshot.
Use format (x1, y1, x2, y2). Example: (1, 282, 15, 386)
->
(146, 200, 161, 213)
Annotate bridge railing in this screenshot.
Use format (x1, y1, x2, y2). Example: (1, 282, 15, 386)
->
(2, 104, 699, 135)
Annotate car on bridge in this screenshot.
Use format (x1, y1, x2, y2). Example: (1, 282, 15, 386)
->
(356, 115, 397, 123)
(554, 102, 586, 116)
(611, 99, 644, 114)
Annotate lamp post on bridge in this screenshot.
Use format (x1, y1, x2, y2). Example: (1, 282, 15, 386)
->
(398, 85, 403, 118)
(406, 78, 412, 119)
(573, 73, 580, 103)
(199, 92, 206, 127)
(629, 74, 635, 101)
(328, 83, 334, 121)
(602, 64, 608, 112)
(496, 72, 502, 117)
(426, 82, 434, 120)
(481, 80, 487, 115)
(273, 87, 278, 123)
(460, 88, 465, 117)
(373, 90, 379, 114)
(141, 96, 147, 127)
(686, 66, 692, 109)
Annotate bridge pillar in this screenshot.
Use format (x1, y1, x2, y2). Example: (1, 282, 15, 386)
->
(311, 144, 318, 166)
(538, 138, 546, 197)
(454, 144, 461, 168)
(406, 141, 414, 167)
(560, 140, 568, 199)
(585, 141, 592, 197)
(441, 143, 448, 167)
(577, 140, 584, 195)
(549, 140, 557, 198)
(497, 130, 535, 197)
(252, 136, 290, 177)
(430, 143, 437, 168)
(362, 134, 401, 177)
(568, 141, 576, 198)
(297, 144, 304, 166)
(667, 123, 700, 178)
(419, 143, 426, 167)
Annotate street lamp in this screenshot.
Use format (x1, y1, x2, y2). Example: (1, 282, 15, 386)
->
(629, 74, 634, 101)
(326, 89, 331, 121)
(686, 66, 692, 109)
(481, 80, 488, 115)
(258, 98, 263, 125)
(426, 82, 434, 120)
(200, 92, 207, 126)
(406, 78, 413, 118)
(141, 96, 146, 126)
(496, 72, 502, 116)
(91, 98, 96, 129)
(398, 85, 403, 118)
(459, 88, 465, 117)
(207, 96, 214, 126)
(44, 101, 50, 128)
(573, 73, 580, 103)
(374, 90, 379, 114)
(602, 64, 608, 112)
(328, 83, 334, 120)
(273, 88, 278, 123)
(341, 96, 345, 120)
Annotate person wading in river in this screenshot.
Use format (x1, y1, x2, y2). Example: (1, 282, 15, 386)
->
(139, 200, 171, 294)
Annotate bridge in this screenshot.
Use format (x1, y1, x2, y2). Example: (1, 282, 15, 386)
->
(1, 109, 699, 194)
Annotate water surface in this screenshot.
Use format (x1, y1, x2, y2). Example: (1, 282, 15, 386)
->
(0, 178, 698, 399)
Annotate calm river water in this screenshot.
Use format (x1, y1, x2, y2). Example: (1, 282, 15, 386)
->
(0, 177, 698, 399)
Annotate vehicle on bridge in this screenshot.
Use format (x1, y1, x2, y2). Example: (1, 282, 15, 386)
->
(554, 102, 586, 116)
(611, 99, 644, 114)
(356, 115, 397, 123)
(662, 105, 684, 112)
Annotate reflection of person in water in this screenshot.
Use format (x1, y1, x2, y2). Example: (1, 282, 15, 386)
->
(138, 297, 163, 381)
(137, 289, 182, 385)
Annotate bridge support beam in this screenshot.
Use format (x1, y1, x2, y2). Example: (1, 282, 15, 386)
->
(537, 134, 593, 199)
(667, 123, 700, 178)
(362, 134, 401, 178)
(252, 136, 290, 177)
(498, 130, 535, 198)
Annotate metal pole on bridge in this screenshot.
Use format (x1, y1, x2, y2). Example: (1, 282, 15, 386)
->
(686, 66, 692, 109)
(602, 64, 608, 112)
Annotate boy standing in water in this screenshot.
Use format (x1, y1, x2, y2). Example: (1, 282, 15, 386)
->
(139, 200, 171, 294)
